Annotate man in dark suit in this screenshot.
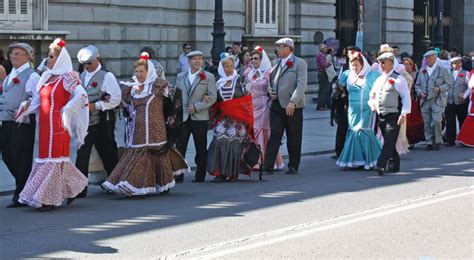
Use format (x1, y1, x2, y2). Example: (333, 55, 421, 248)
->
(262, 38, 307, 175)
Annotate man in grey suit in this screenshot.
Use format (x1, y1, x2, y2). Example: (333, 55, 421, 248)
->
(175, 51, 217, 182)
(445, 56, 468, 146)
(263, 38, 307, 174)
(415, 50, 453, 151)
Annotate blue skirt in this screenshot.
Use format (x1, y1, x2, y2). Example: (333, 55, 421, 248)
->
(336, 128, 382, 169)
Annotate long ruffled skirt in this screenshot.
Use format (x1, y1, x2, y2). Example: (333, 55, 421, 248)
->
(102, 146, 189, 195)
(456, 116, 474, 147)
(19, 158, 88, 208)
(337, 129, 382, 169)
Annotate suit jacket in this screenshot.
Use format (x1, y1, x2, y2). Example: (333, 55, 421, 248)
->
(414, 65, 453, 107)
(269, 54, 307, 108)
(448, 69, 468, 105)
(176, 70, 217, 121)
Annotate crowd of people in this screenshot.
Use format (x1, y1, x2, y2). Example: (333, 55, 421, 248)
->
(0, 36, 472, 212)
(322, 43, 474, 175)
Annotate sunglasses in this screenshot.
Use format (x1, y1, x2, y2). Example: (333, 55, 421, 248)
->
(48, 55, 55, 59)
(84, 62, 93, 65)
(251, 57, 260, 61)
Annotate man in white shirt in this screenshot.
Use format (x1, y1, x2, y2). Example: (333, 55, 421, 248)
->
(0, 43, 40, 208)
(370, 52, 411, 175)
(177, 43, 191, 73)
(74, 45, 122, 198)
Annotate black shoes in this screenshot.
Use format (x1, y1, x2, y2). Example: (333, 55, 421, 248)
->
(425, 144, 433, 151)
(6, 201, 27, 208)
(433, 143, 440, 151)
(192, 178, 205, 183)
(175, 174, 184, 183)
(66, 198, 75, 205)
(285, 167, 298, 175)
(375, 167, 385, 176)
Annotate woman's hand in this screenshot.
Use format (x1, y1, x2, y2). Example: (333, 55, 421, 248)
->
(202, 95, 211, 103)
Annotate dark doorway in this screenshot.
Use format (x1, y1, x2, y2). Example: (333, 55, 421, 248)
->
(336, 0, 358, 48)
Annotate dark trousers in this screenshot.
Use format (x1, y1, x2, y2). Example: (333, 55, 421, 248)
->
(335, 115, 348, 157)
(317, 71, 329, 109)
(75, 113, 119, 195)
(263, 101, 303, 170)
(445, 103, 468, 144)
(0, 119, 35, 203)
(176, 119, 208, 181)
(377, 113, 401, 170)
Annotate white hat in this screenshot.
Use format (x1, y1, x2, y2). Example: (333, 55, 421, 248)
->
(77, 45, 99, 64)
(8, 43, 34, 57)
(186, 50, 204, 58)
(450, 56, 462, 63)
(275, 38, 294, 49)
(377, 52, 395, 61)
(423, 50, 437, 57)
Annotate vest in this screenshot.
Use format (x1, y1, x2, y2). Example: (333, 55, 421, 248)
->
(0, 67, 35, 123)
(81, 69, 106, 126)
(448, 70, 467, 105)
(377, 71, 402, 115)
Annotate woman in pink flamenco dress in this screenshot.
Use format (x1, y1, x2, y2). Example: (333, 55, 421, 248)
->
(243, 46, 284, 170)
(16, 38, 89, 211)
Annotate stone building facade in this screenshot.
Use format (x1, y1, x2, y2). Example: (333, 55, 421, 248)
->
(1, 0, 473, 95)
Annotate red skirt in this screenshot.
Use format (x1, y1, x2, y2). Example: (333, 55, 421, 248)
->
(406, 97, 425, 144)
(456, 116, 474, 147)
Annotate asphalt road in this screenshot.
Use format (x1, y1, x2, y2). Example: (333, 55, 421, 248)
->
(0, 146, 473, 259)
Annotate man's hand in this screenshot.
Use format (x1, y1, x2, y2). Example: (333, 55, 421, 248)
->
(187, 104, 196, 114)
(459, 93, 466, 104)
(202, 95, 211, 103)
(89, 103, 97, 112)
(397, 114, 406, 125)
(433, 86, 440, 94)
(269, 90, 277, 100)
(286, 102, 296, 116)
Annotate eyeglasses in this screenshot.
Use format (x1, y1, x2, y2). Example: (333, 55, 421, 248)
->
(84, 62, 93, 65)
(9, 53, 28, 57)
(48, 55, 55, 59)
(251, 57, 260, 61)
(185, 47, 192, 50)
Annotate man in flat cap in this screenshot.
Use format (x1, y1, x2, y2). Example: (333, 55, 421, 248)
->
(74, 45, 121, 197)
(445, 56, 468, 146)
(415, 50, 453, 151)
(263, 37, 307, 175)
(0, 43, 40, 208)
(369, 52, 411, 175)
(175, 50, 217, 182)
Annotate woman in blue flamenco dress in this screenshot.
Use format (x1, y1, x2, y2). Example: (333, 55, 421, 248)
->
(336, 52, 382, 169)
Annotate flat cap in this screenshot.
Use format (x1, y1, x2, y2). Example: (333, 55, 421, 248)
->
(423, 50, 437, 57)
(377, 52, 395, 61)
(8, 43, 34, 57)
(77, 45, 99, 64)
(450, 56, 462, 63)
(275, 38, 294, 48)
(186, 50, 204, 58)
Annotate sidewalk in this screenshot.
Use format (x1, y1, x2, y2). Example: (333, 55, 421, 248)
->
(0, 107, 335, 193)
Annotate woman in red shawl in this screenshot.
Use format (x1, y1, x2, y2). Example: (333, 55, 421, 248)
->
(207, 54, 254, 182)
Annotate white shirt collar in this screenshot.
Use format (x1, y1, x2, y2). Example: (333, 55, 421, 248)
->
(188, 68, 200, 83)
(85, 63, 102, 76)
(427, 63, 437, 75)
(11, 62, 31, 76)
(280, 53, 293, 68)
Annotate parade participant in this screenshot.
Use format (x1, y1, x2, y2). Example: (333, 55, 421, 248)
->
(262, 38, 307, 175)
(415, 50, 453, 151)
(74, 45, 121, 198)
(456, 85, 474, 147)
(370, 51, 411, 175)
(445, 56, 468, 146)
(0, 43, 39, 208)
(102, 52, 189, 195)
(403, 57, 425, 148)
(336, 50, 382, 169)
(141, 46, 165, 80)
(16, 38, 89, 211)
(175, 51, 217, 183)
(207, 53, 254, 181)
(243, 46, 284, 169)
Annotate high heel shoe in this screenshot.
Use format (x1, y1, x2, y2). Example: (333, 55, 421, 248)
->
(38, 205, 55, 212)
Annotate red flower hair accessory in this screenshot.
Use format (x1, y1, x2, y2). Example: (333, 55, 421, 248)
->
(388, 78, 395, 85)
(53, 38, 66, 47)
(139, 52, 150, 60)
(286, 60, 294, 68)
(255, 46, 263, 52)
(12, 77, 20, 84)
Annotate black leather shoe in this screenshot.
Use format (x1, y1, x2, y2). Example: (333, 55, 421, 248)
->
(6, 201, 27, 208)
(76, 187, 87, 198)
(375, 167, 385, 176)
(330, 154, 338, 159)
(175, 174, 184, 183)
(433, 143, 440, 151)
(425, 144, 433, 151)
(66, 198, 75, 205)
(445, 142, 455, 147)
(285, 168, 298, 174)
